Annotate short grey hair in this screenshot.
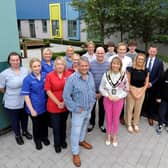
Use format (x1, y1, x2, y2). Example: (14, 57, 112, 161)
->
(78, 56, 89, 65)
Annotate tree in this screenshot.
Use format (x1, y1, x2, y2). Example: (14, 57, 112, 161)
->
(128, 0, 168, 52)
(71, 0, 168, 49)
(108, 0, 133, 42)
(71, 0, 115, 44)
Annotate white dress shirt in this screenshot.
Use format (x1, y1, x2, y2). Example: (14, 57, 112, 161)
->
(146, 56, 156, 71)
(82, 52, 96, 63)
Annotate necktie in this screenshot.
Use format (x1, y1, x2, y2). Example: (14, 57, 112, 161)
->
(148, 58, 152, 72)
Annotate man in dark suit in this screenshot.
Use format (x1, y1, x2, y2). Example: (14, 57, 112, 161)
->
(145, 45, 164, 126)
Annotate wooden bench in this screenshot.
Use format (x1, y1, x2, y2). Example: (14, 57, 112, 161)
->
(22, 40, 48, 58)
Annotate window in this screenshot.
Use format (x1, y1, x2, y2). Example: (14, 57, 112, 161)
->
(42, 20, 47, 33)
(51, 20, 60, 36)
(29, 20, 36, 38)
(68, 20, 77, 38)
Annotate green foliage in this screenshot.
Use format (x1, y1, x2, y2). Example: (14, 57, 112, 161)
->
(71, 0, 114, 43)
(127, 0, 168, 51)
(71, 0, 168, 50)
(151, 34, 168, 43)
(158, 54, 168, 63)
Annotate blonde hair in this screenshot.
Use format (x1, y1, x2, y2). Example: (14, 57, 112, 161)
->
(110, 57, 123, 73)
(54, 56, 67, 69)
(66, 46, 74, 52)
(72, 53, 80, 60)
(86, 41, 95, 48)
(117, 42, 127, 50)
(133, 53, 146, 70)
(43, 48, 52, 56)
(29, 58, 41, 68)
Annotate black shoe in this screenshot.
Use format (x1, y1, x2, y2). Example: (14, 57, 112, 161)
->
(22, 131, 32, 140)
(156, 125, 163, 134)
(42, 138, 50, 146)
(61, 142, 67, 149)
(15, 136, 24, 145)
(55, 145, 61, 153)
(87, 125, 94, 133)
(35, 141, 42, 150)
(99, 126, 106, 133)
(165, 125, 168, 133)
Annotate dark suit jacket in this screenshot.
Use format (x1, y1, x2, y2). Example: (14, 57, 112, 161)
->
(146, 56, 164, 92)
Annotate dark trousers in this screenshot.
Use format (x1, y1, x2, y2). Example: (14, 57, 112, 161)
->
(144, 90, 159, 120)
(90, 96, 105, 127)
(50, 111, 68, 146)
(120, 106, 125, 119)
(158, 100, 168, 126)
(30, 112, 48, 143)
(5, 108, 28, 137)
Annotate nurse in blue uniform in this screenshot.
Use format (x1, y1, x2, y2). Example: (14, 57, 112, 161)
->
(41, 48, 54, 73)
(21, 58, 50, 150)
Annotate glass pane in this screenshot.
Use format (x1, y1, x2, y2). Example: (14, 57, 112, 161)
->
(29, 20, 36, 38)
(42, 20, 47, 33)
(68, 20, 77, 38)
(52, 20, 60, 36)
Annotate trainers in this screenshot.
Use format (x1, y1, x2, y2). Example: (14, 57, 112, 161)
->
(128, 126, 134, 133)
(156, 125, 163, 134)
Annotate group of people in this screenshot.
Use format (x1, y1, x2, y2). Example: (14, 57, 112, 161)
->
(0, 40, 166, 167)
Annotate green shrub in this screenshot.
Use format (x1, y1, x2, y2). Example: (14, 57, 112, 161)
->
(158, 54, 168, 63)
(152, 34, 168, 43)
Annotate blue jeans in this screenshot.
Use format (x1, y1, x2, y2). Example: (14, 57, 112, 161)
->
(71, 110, 91, 155)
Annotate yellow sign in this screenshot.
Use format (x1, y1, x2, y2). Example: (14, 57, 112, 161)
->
(49, 3, 63, 38)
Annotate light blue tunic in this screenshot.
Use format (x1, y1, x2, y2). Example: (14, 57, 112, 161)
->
(0, 67, 28, 109)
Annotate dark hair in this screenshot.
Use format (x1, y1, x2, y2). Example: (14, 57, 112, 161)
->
(107, 41, 115, 47)
(7, 52, 22, 65)
(128, 40, 137, 47)
(149, 44, 158, 49)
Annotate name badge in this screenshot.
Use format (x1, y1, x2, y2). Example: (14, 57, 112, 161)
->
(112, 89, 116, 95)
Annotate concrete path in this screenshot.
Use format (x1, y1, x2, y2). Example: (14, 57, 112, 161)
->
(0, 117, 167, 168)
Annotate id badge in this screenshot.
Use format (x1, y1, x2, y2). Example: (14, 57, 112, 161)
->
(112, 89, 116, 95)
